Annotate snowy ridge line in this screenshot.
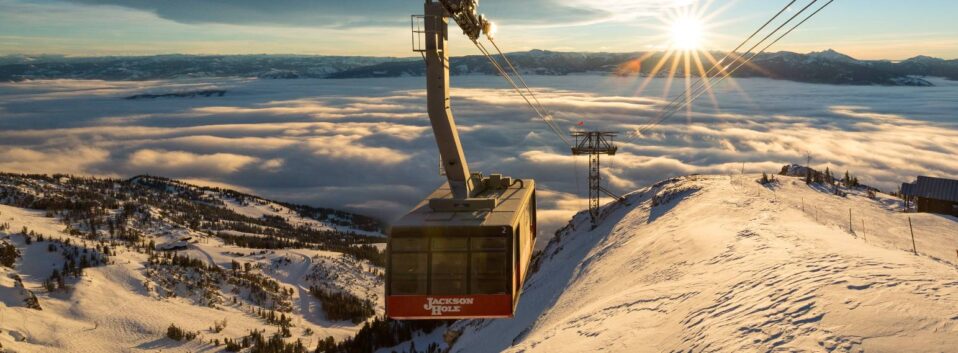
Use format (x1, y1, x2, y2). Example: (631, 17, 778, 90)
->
(400, 174, 958, 352)
(128, 174, 385, 236)
(0, 173, 384, 247)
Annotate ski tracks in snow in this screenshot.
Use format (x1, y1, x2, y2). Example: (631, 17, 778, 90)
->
(275, 251, 319, 324)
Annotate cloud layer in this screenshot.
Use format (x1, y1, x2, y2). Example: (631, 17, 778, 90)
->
(1, 75, 956, 241)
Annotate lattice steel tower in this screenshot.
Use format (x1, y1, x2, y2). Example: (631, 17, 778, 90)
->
(571, 131, 624, 228)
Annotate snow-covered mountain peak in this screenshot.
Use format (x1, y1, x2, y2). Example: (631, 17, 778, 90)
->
(808, 49, 861, 64)
(444, 174, 958, 352)
(904, 55, 945, 63)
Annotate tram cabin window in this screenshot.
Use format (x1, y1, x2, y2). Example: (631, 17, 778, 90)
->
(389, 230, 511, 296)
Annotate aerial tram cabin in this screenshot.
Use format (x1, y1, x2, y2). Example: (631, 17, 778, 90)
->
(386, 0, 538, 320)
(387, 177, 536, 319)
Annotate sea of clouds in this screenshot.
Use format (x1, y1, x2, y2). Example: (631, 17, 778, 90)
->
(1, 75, 956, 238)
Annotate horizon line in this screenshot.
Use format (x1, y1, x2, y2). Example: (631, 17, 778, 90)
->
(1, 49, 954, 61)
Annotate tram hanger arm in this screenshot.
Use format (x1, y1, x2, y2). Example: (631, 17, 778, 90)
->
(435, 0, 495, 41)
(422, 0, 498, 202)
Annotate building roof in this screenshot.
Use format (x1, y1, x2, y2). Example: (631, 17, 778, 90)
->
(901, 176, 958, 203)
(901, 182, 915, 196)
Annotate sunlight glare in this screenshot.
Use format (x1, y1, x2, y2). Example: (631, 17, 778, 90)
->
(670, 16, 703, 50)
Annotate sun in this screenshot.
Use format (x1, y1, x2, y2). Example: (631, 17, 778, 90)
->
(670, 16, 704, 50)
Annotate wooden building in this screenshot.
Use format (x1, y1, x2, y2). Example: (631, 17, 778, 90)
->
(901, 176, 958, 216)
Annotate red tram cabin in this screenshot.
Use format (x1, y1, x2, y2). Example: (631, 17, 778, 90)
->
(386, 179, 536, 319)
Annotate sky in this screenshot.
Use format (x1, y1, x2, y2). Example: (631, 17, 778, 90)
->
(1, 0, 957, 60)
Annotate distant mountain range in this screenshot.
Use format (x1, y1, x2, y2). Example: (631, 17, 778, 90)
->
(2, 50, 956, 86)
(0, 54, 402, 81)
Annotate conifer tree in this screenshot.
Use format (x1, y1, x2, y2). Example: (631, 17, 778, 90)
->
(44, 277, 56, 292)
(166, 323, 184, 341)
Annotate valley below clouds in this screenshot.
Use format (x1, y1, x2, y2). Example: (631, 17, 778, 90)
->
(1, 76, 956, 239)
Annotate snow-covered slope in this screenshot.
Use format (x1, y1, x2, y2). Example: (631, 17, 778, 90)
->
(0, 205, 383, 352)
(4, 172, 957, 352)
(0, 174, 388, 352)
(445, 175, 958, 352)
(220, 197, 383, 237)
(127, 175, 385, 237)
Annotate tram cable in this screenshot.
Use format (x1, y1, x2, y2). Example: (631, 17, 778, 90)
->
(643, 0, 835, 134)
(473, 39, 572, 147)
(432, 0, 576, 148)
(642, 0, 800, 132)
(477, 37, 589, 211)
(488, 38, 566, 139)
(635, 0, 820, 135)
(633, 0, 834, 137)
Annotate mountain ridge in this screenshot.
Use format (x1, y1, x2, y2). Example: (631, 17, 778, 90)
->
(0, 172, 386, 239)
(2, 50, 955, 86)
(388, 173, 958, 352)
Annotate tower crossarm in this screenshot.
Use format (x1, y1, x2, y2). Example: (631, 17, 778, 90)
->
(571, 131, 618, 156)
(570, 130, 621, 228)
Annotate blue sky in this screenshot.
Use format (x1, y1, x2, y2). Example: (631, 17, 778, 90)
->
(1, 0, 956, 59)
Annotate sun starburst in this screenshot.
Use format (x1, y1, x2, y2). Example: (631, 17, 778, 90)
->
(670, 15, 704, 50)
(611, 0, 753, 134)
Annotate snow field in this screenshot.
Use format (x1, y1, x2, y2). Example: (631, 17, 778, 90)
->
(0, 203, 382, 352)
(448, 175, 958, 353)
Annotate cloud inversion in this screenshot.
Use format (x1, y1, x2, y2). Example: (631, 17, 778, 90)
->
(1, 75, 956, 240)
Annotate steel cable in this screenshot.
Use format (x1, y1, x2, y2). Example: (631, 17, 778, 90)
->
(473, 40, 572, 147)
(636, 0, 820, 134)
(646, 0, 800, 127)
(488, 38, 565, 136)
(635, 0, 834, 136)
